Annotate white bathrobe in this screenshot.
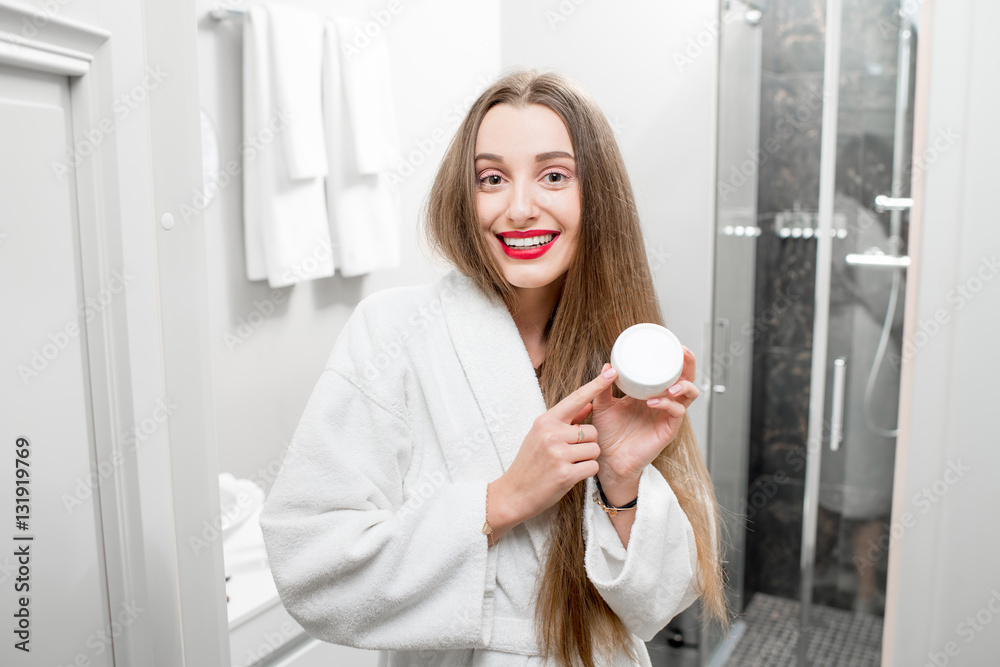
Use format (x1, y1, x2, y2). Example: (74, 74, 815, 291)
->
(258, 269, 701, 666)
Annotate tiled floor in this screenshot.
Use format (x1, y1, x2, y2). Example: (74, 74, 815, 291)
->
(722, 593, 883, 666)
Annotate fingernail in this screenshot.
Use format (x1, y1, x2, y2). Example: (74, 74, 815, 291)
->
(669, 384, 682, 395)
(603, 365, 616, 379)
(647, 398, 660, 406)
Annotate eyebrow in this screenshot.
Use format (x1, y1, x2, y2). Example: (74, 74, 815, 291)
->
(474, 151, 575, 162)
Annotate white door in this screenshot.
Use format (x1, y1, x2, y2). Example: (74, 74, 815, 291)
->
(0, 63, 118, 665)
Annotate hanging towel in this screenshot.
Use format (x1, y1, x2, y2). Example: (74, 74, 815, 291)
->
(332, 19, 397, 174)
(268, 4, 328, 180)
(243, 4, 334, 288)
(321, 18, 401, 277)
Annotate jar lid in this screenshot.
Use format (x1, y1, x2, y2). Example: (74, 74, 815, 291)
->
(610, 323, 685, 400)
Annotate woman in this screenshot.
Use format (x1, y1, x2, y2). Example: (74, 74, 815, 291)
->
(259, 69, 727, 667)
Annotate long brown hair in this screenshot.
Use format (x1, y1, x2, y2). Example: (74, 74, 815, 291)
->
(422, 69, 727, 666)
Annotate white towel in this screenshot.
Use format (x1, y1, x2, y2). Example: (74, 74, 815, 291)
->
(243, 4, 334, 287)
(333, 19, 397, 174)
(321, 18, 401, 277)
(268, 4, 328, 180)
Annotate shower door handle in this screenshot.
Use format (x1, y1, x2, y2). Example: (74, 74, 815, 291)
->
(874, 195, 913, 212)
(829, 357, 847, 451)
(712, 318, 730, 394)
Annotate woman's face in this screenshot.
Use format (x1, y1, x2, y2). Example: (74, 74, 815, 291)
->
(474, 103, 581, 291)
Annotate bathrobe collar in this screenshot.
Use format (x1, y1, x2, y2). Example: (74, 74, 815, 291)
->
(439, 269, 557, 559)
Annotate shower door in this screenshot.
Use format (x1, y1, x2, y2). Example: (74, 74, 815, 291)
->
(703, 0, 918, 664)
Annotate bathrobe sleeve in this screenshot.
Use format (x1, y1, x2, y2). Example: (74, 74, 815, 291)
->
(258, 298, 499, 650)
(582, 463, 702, 641)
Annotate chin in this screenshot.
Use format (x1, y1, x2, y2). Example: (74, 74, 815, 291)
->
(500, 265, 568, 290)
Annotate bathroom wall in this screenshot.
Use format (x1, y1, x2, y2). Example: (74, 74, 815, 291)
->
(886, 0, 1000, 662)
(195, 0, 502, 489)
(499, 0, 721, 450)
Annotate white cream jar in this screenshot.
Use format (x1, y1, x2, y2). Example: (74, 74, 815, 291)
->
(609, 323, 685, 400)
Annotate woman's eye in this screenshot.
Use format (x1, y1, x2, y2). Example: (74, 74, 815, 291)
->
(544, 172, 567, 184)
(479, 172, 503, 187)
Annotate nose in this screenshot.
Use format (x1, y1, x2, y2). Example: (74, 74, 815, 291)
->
(506, 180, 539, 227)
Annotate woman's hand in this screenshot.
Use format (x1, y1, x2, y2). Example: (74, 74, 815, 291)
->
(489, 366, 618, 529)
(589, 345, 700, 488)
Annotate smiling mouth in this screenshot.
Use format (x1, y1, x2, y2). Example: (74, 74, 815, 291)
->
(495, 231, 560, 259)
(498, 232, 557, 248)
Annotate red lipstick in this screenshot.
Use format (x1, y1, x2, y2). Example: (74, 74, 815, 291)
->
(496, 230, 559, 260)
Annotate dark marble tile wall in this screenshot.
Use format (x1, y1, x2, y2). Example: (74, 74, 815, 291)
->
(742, 0, 908, 608)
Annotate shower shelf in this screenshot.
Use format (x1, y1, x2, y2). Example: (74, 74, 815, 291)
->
(845, 252, 911, 269)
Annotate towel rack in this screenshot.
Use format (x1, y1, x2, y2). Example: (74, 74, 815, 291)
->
(209, 7, 246, 21)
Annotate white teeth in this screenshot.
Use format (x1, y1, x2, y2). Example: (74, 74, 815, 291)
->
(501, 233, 555, 248)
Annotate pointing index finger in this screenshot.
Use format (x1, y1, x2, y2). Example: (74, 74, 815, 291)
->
(552, 364, 616, 423)
(680, 345, 696, 383)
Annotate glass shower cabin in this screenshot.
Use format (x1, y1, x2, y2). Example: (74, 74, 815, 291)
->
(701, 0, 918, 664)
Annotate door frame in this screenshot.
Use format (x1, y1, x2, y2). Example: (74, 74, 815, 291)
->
(141, 0, 232, 663)
(0, 1, 155, 664)
(797, 0, 844, 661)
